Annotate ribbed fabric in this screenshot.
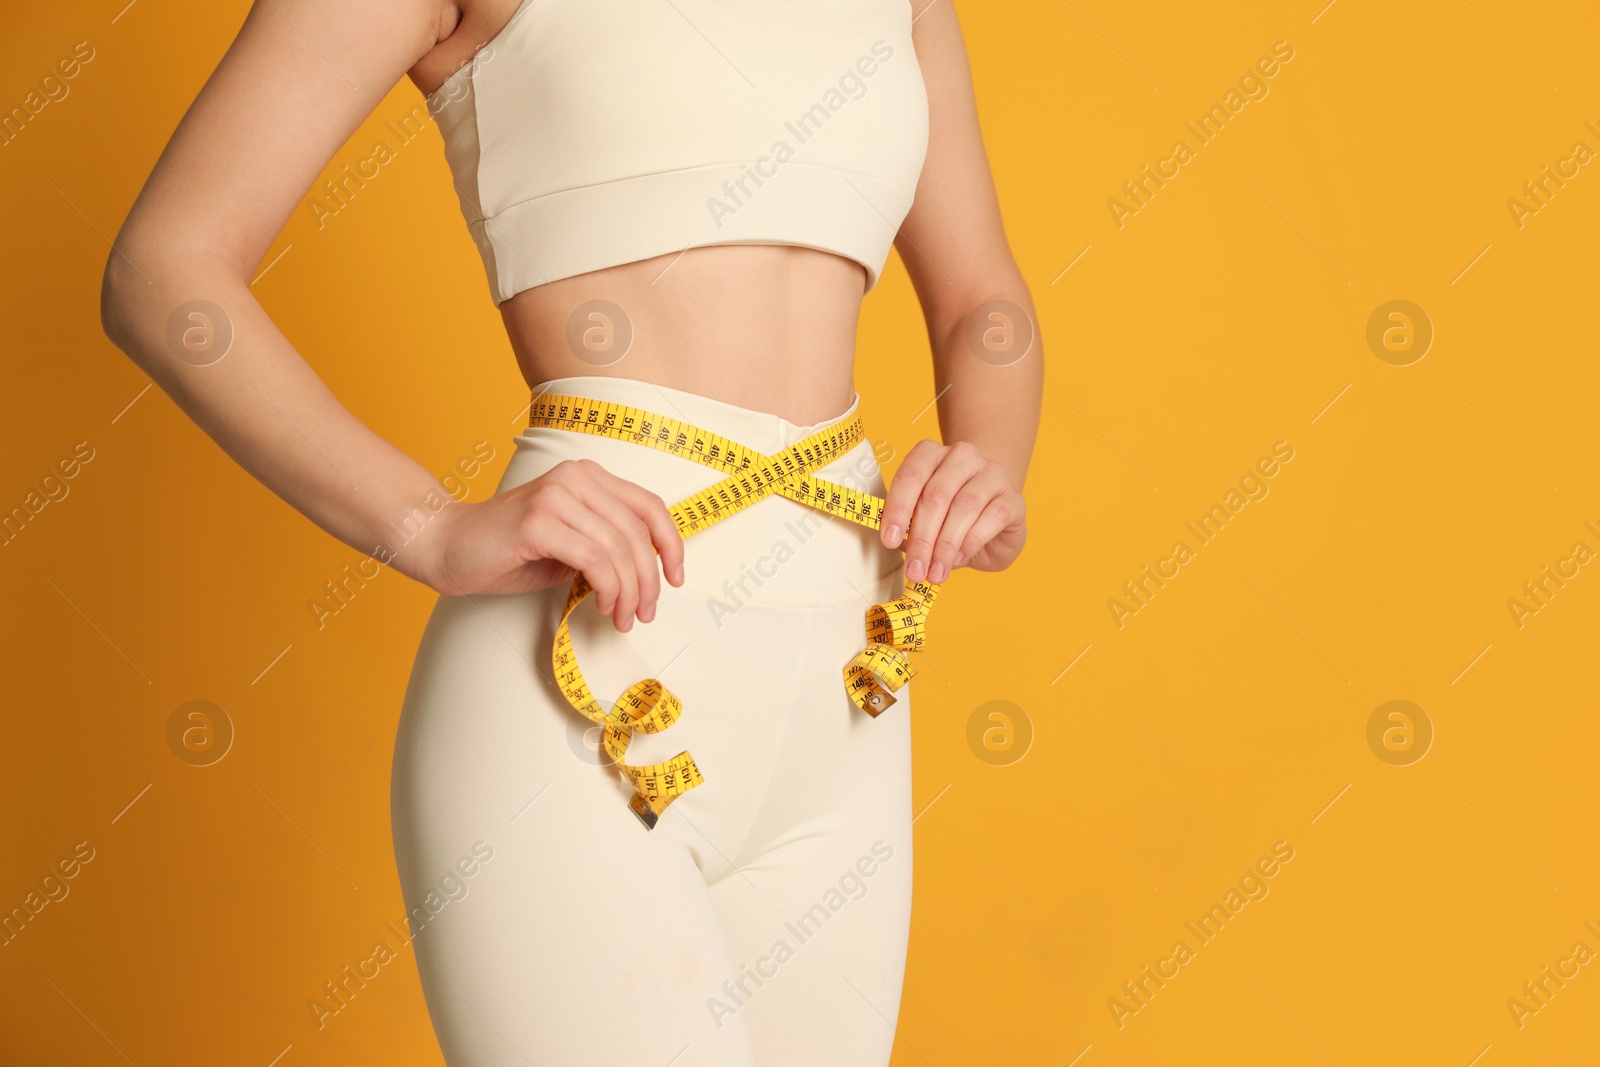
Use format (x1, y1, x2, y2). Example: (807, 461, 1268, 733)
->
(428, 0, 929, 304)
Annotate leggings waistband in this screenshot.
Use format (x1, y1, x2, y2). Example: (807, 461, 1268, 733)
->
(503, 375, 904, 609)
(529, 375, 863, 454)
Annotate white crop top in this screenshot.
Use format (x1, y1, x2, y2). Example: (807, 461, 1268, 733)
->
(426, 0, 929, 305)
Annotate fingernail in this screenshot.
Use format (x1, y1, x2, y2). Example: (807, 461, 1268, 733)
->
(618, 615, 633, 633)
(640, 601, 656, 623)
(906, 558, 925, 581)
(884, 524, 902, 547)
(955, 550, 967, 565)
(673, 563, 685, 586)
(929, 561, 947, 583)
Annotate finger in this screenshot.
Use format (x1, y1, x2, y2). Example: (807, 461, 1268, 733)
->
(903, 444, 986, 582)
(555, 499, 640, 631)
(957, 490, 1024, 567)
(521, 499, 621, 613)
(592, 468, 686, 590)
(578, 483, 665, 624)
(927, 464, 1008, 583)
(880, 440, 944, 549)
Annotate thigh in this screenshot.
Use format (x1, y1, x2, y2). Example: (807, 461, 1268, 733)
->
(392, 587, 762, 1067)
(706, 600, 917, 1067)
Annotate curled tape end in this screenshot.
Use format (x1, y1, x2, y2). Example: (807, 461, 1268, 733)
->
(844, 645, 914, 717)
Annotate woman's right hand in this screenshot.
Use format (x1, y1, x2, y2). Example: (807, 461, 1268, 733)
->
(414, 459, 685, 632)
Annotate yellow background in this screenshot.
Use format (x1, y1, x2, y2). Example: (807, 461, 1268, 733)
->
(4, 0, 1599, 1063)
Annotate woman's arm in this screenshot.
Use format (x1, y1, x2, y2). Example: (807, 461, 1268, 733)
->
(879, 0, 1042, 581)
(101, 0, 683, 631)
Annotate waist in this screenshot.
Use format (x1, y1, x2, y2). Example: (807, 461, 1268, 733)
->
(497, 374, 905, 609)
(499, 246, 865, 425)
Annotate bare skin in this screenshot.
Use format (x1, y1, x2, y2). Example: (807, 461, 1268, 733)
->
(100, 0, 1041, 633)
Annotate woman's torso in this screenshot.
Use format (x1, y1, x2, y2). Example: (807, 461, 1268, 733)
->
(408, 0, 926, 426)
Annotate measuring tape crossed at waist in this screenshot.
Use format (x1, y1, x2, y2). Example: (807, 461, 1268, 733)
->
(528, 393, 944, 829)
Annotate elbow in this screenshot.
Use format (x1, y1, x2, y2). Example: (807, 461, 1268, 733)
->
(933, 274, 1037, 361)
(910, 245, 1033, 350)
(98, 242, 148, 360)
(99, 238, 242, 373)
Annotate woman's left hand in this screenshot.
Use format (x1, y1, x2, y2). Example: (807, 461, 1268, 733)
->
(880, 440, 1027, 581)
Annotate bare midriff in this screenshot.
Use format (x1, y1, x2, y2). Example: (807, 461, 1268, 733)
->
(498, 244, 870, 427)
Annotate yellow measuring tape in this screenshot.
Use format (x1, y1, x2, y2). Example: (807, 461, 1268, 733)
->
(528, 393, 943, 829)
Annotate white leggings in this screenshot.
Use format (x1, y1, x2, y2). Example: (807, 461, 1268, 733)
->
(391, 375, 915, 1067)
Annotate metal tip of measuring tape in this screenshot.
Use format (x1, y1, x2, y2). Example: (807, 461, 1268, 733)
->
(862, 688, 896, 717)
(629, 792, 660, 830)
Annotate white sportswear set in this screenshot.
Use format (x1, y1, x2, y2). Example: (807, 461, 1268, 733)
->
(390, 0, 930, 1064)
